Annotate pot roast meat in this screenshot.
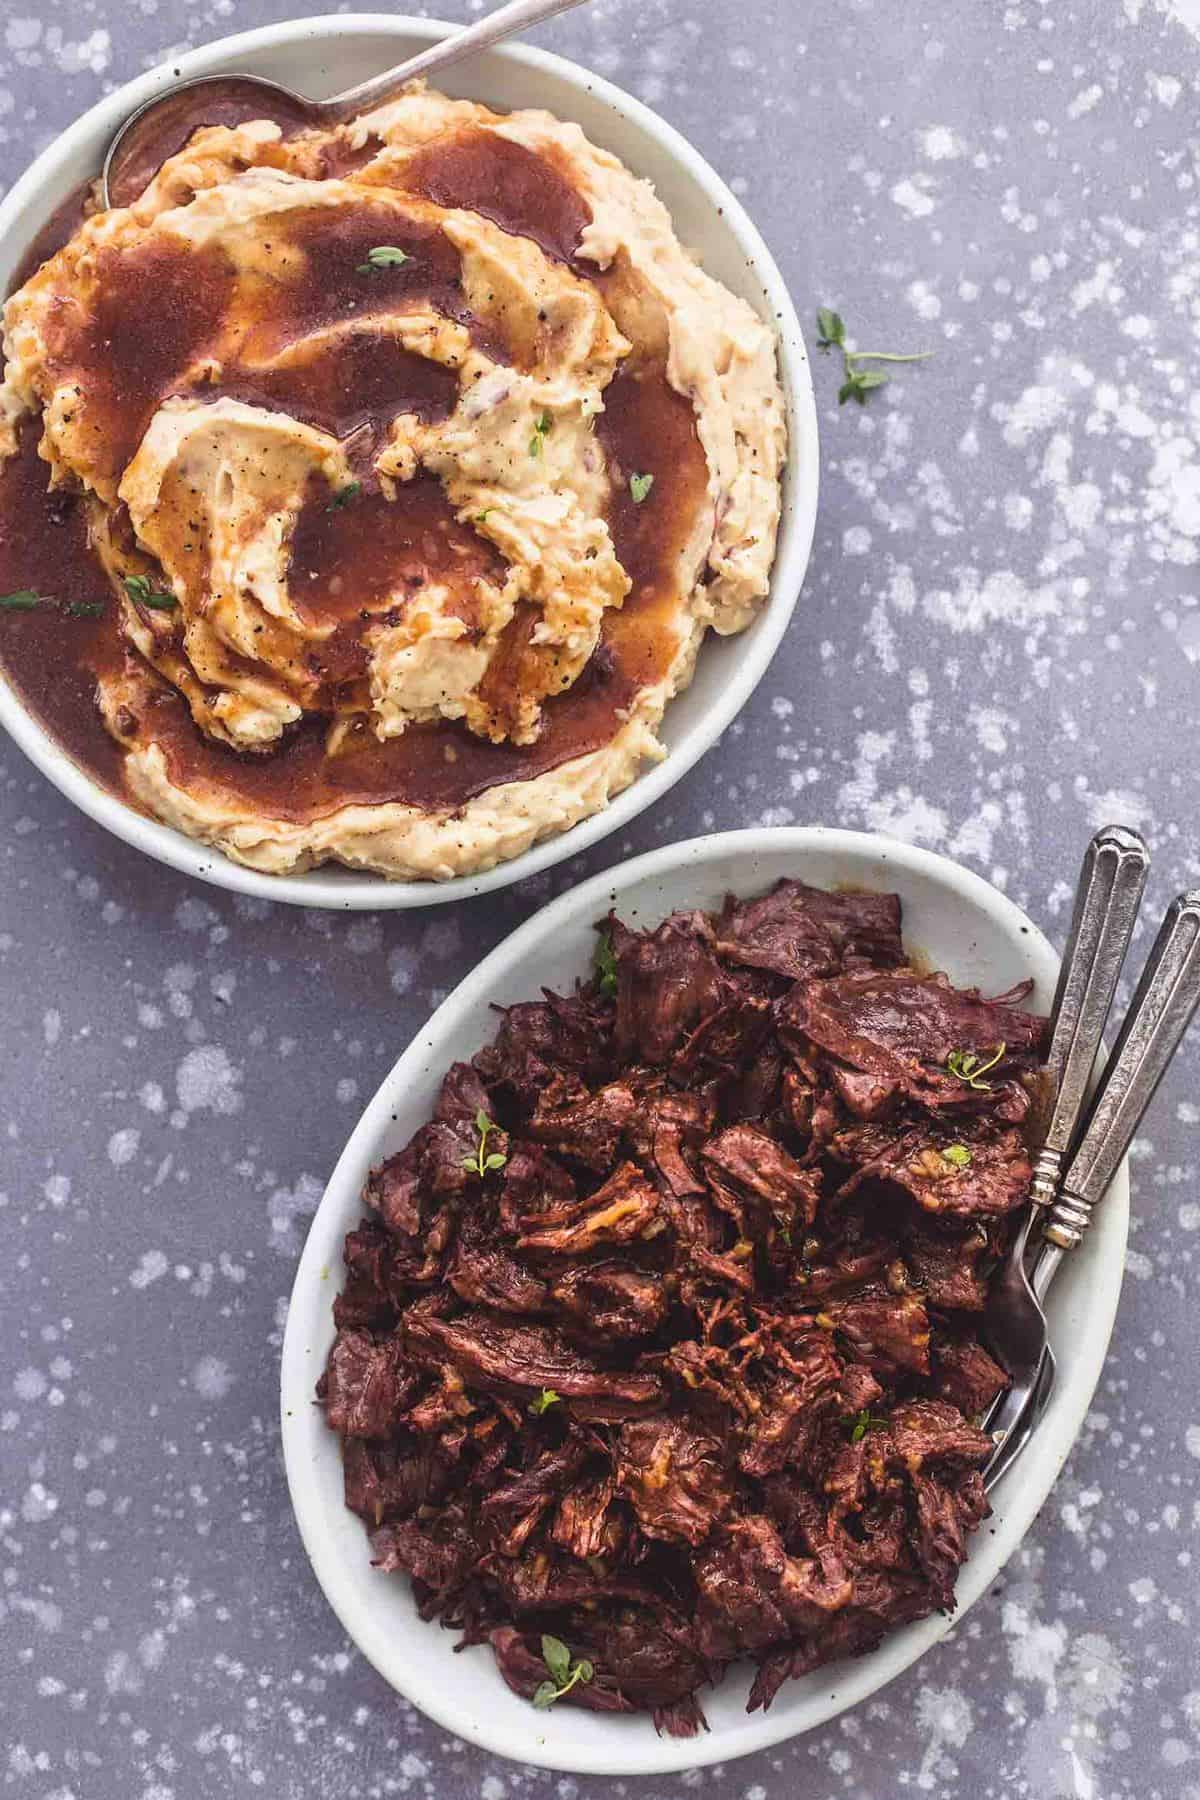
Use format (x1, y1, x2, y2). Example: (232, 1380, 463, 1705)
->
(780, 966, 1045, 1114)
(611, 913, 731, 1066)
(403, 1306, 665, 1419)
(320, 874, 1046, 1730)
(319, 1328, 418, 1439)
(694, 1515, 853, 1659)
(617, 1415, 735, 1545)
(701, 1123, 820, 1236)
(714, 878, 904, 981)
(549, 1258, 670, 1341)
(931, 1336, 1010, 1416)
(515, 1159, 663, 1254)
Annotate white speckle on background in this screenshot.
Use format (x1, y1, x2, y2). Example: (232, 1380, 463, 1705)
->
(892, 175, 936, 217)
(107, 1127, 140, 1166)
(129, 1250, 168, 1289)
(175, 1044, 243, 1115)
(191, 1356, 233, 1400)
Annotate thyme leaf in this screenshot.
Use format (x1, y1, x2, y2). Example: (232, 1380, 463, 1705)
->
(594, 931, 618, 996)
(462, 1108, 507, 1178)
(848, 1409, 888, 1443)
(530, 411, 553, 458)
(123, 574, 177, 610)
(327, 480, 362, 511)
(356, 244, 412, 274)
(816, 304, 932, 407)
(531, 1635, 594, 1708)
(945, 1043, 1006, 1090)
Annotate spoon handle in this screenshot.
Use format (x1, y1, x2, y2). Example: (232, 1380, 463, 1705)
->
(1041, 890, 1200, 1253)
(334, 0, 595, 113)
(1027, 825, 1149, 1211)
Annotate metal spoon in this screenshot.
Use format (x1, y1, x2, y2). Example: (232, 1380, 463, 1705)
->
(103, 0, 594, 209)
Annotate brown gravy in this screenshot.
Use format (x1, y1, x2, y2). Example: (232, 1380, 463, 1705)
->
(210, 332, 459, 442)
(401, 129, 592, 268)
(106, 78, 320, 210)
(0, 117, 709, 829)
(0, 429, 126, 796)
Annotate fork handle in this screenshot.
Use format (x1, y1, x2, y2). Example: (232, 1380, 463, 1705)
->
(1028, 825, 1149, 1211)
(1043, 890, 1200, 1250)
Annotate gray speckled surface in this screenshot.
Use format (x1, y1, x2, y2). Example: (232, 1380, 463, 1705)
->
(2, 1, 1199, 1795)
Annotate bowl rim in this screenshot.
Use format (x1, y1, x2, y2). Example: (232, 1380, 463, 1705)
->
(280, 825, 1129, 1774)
(0, 12, 819, 910)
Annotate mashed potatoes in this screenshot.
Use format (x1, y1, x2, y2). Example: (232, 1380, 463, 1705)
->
(0, 87, 786, 879)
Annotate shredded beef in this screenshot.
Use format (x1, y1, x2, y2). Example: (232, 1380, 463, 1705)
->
(320, 875, 1045, 1730)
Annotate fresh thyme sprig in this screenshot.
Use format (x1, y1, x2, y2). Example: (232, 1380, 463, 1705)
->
(816, 307, 932, 405)
(462, 1108, 507, 1178)
(532, 1635, 595, 1710)
(945, 1043, 1005, 1091)
(848, 1409, 888, 1443)
(1, 589, 104, 619)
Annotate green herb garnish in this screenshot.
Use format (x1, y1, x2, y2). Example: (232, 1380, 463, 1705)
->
(816, 306, 932, 406)
(475, 509, 493, 524)
(123, 574, 177, 610)
(356, 244, 412, 274)
(941, 1143, 973, 1169)
(629, 471, 654, 504)
(529, 411, 553, 458)
(848, 1409, 888, 1443)
(594, 931, 618, 996)
(945, 1043, 1006, 1091)
(531, 1634, 594, 1710)
(462, 1108, 507, 1178)
(327, 481, 361, 511)
(2, 590, 105, 619)
(529, 1388, 561, 1417)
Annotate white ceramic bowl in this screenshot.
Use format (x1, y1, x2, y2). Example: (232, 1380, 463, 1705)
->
(0, 14, 818, 910)
(281, 826, 1129, 1774)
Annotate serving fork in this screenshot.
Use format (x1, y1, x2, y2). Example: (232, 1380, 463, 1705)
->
(983, 854, 1200, 1489)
